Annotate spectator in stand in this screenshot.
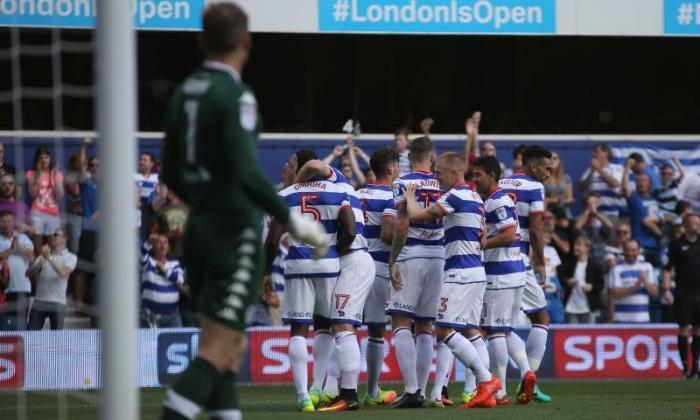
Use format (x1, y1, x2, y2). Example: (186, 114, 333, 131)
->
(656, 157, 685, 224)
(663, 213, 700, 378)
(26, 227, 77, 330)
(74, 141, 99, 310)
(0, 143, 16, 176)
(578, 143, 625, 222)
(140, 233, 186, 328)
(677, 170, 700, 212)
(574, 192, 613, 264)
(622, 171, 663, 267)
(627, 152, 661, 191)
(394, 127, 411, 177)
(545, 208, 574, 264)
(543, 231, 565, 324)
(503, 144, 526, 178)
(322, 137, 366, 188)
(135, 152, 159, 240)
(0, 173, 34, 235)
(64, 146, 86, 254)
(150, 184, 189, 259)
(25, 147, 64, 252)
(603, 222, 644, 271)
(561, 236, 604, 324)
(0, 211, 34, 330)
(608, 239, 658, 323)
(544, 152, 575, 219)
(462, 111, 481, 167)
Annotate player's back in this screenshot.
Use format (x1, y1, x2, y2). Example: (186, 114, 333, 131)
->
(483, 188, 524, 288)
(162, 62, 262, 223)
(437, 185, 485, 280)
(498, 174, 545, 255)
(393, 171, 444, 261)
(358, 184, 396, 276)
(326, 166, 368, 251)
(279, 180, 349, 278)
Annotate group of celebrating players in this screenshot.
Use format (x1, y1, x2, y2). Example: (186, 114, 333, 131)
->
(265, 137, 555, 412)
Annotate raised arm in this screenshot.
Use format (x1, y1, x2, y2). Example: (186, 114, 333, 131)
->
(621, 158, 634, 198)
(345, 138, 366, 186)
(672, 156, 685, 181)
(322, 145, 344, 165)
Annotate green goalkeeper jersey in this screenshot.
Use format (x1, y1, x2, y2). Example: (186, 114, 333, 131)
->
(161, 60, 289, 226)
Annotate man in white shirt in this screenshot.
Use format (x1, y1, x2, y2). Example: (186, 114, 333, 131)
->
(0, 211, 35, 330)
(609, 240, 658, 323)
(27, 227, 77, 330)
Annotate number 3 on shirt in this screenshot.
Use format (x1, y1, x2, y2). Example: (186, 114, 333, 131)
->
(301, 193, 321, 221)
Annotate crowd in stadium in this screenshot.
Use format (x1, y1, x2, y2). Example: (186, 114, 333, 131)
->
(0, 114, 697, 333)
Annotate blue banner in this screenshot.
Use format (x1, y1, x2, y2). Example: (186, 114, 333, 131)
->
(0, 0, 204, 30)
(664, 0, 700, 35)
(318, 0, 556, 34)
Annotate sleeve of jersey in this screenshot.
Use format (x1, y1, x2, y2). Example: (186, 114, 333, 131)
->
(392, 180, 406, 207)
(491, 203, 517, 231)
(609, 267, 618, 289)
(436, 193, 455, 215)
(530, 186, 545, 214)
(382, 199, 397, 218)
(225, 92, 290, 224)
(646, 264, 657, 285)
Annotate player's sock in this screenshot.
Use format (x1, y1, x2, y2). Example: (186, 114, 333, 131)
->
(416, 332, 434, 396)
(692, 336, 700, 373)
(325, 349, 340, 395)
(311, 329, 333, 391)
(463, 369, 476, 395)
(678, 335, 689, 373)
(445, 332, 491, 383)
(205, 371, 241, 420)
(488, 335, 508, 399)
(365, 337, 384, 399)
(471, 335, 490, 367)
(430, 342, 453, 400)
(289, 335, 310, 401)
(506, 331, 532, 378)
(393, 327, 419, 393)
(526, 324, 548, 372)
(335, 331, 361, 391)
(161, 357, 220, 420)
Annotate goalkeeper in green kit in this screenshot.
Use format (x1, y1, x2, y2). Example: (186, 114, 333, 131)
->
(159, 3, 328, 419)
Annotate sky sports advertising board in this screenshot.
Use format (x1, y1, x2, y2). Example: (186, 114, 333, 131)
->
(0, 325, 688, 391)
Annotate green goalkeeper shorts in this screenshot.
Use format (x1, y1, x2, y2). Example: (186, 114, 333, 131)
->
(183, 214, 263, 331)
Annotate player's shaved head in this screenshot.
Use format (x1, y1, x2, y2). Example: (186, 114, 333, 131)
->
(295, 149, 318, 171)
(201, 2, 249, 55)
(438, 152, 466, 174)
(409, 136, 435, 164)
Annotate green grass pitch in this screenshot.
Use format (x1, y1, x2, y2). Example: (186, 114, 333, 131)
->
(0, 380, 698, 419)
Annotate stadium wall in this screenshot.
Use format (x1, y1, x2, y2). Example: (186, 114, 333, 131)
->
(0, 325, 687, 391)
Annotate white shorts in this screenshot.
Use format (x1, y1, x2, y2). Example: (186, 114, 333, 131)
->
(521, 268, 548, 314)
(331, 251, 375, 326)
(30, 210, 60, 236)
(282, 276, 337, 324)
(480, 286, 525, 332)
(364, 264, 391, 325)
(388, 258, 444, 320)
(436, 280, 486, 331)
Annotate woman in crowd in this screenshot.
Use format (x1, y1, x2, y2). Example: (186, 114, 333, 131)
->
(560, 236, 605, 324)
(545, 151, 575, 218)
(25, 147, 64, 252)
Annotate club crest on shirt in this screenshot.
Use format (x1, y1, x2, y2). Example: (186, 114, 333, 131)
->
(496, 206, 508, 221)
(239, 92, 257, 132)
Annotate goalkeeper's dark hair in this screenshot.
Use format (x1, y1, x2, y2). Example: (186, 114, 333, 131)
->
(370, 147, 399, 178)
(473, 156, 502, 181)
(522, 145, 552, 165)
(202, 3, 248, 55)
(295, 149, 318, 171)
